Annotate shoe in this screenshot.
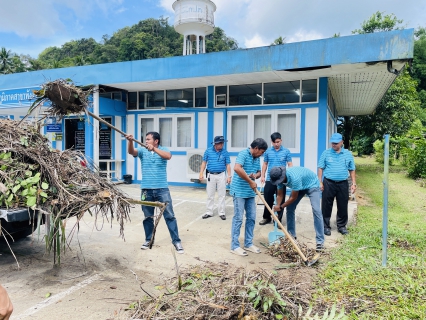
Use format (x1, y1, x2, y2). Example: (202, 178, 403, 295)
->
(338, 227, 348, 235)
(219, 215, 226, 220)
(324, 228, 331, 236)
(141, 241, 151, 250)
(244, 245, 261, 254)
(202, 214, 213, 219)
(316, 243, 324, 252)
(174, 242, 184, 254)
(259, 219, 271, 225)
(230, 247, 248, 256)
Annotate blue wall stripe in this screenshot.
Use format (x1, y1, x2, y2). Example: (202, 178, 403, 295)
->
(317, 78, 329, 164)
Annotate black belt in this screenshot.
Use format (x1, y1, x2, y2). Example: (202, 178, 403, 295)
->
(325, 177, 346, 183)
(209, 171, 224, 175)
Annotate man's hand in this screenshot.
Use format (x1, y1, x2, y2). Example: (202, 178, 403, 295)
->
(273, 204, 281, 212)
(125, 134, 134, 141)
(146, 143, 155, 151)
(350, 184, 357, 194)
(260, 176, 265, 184)
(249, 179, 257, 190)
(0, 285, 13, 320)
(320, 182, 324, 191)
(226, 176, 231, 184)
(199, 173, 204, 180)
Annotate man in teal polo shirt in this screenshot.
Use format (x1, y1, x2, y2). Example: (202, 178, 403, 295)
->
(230, 138, 268, 256)
(318, 133, 356, 236)
(270, 166, 325, 252)
(125, 132, 184, 254)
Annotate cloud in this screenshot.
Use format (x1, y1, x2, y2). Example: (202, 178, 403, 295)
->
(244, 34, 269, 48)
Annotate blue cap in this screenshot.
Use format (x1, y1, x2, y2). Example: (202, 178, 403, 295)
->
(212, 136, 227, 144)
(330, 133, 342, 143)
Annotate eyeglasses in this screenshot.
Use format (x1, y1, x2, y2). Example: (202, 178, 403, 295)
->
(331, 142, 340, 145)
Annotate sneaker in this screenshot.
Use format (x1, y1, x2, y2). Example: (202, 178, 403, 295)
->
(174, 242, 184, 254)
(230, 247, 248, 256)
(259, 219, 272, 225)
(219, 215, 226, 220)
(316, 243, 324, 252)
(141, 241, 150, 250)
(324, 228, 331, 236)
(338, 227, 348, 235)
(244, 245, 261, 254)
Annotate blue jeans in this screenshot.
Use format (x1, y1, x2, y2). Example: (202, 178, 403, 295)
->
(141, 188, 181, 244)
(286, 187, 324, 244)
(231, 196, 256, 250)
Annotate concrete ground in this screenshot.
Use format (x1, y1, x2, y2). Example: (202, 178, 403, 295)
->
(0, 184, 356, 319)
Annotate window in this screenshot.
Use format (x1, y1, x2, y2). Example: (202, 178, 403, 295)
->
(227, 110, 300, 152)
(128, 92, 137, 110)
(195, 87, 207, 107)
(264, 81, 300, 104)
(302, 79, 318, 102)
(139, 114, 194, 149)
(139, 91, 165, 109)
(166, 88, 193, 108)
(215, 86, 227, 107)
(229, 83, 262, 106)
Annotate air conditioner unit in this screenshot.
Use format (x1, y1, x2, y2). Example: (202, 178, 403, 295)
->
(216, 94, 226, 106)
(186, 149, 204, 180)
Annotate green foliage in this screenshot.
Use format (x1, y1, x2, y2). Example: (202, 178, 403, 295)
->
(0, 47, 14, 74)
(352, 11, 404, 34)
(272, 36, 286, 45)
(400, 120, 426, 179)
(315, 157, 426, 318)
(247, 279, 286, 314)
(373, 139, 395, 165)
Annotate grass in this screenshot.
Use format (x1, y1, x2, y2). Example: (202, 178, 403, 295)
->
(314, 156, 426, 319)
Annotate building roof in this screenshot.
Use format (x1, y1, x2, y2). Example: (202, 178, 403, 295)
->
(0, 29, 414, 116)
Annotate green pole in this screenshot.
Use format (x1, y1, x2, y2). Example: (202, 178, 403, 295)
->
(382, 134, 390, 267)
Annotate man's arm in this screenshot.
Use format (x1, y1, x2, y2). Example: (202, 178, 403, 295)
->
(280, 190, 299, 209)
(0, 285, 13, 320)
(349, 170, 357, 193)
(287, 161, 293, 167)
(234, 163, 257, 190)
(273, 188, 284, 212)
(318, 168, 324, 191)
(226, 163, 232, 185)
(261, 161, 268, 184)
(125, 134, 138, 157)
(199, 161, 207, 180)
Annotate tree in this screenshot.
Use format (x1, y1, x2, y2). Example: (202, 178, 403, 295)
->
(0, 47, 14, 74)
(271, 36, 285, 45)
(352, 11, 404, 34)
(410, 27, 426, 116)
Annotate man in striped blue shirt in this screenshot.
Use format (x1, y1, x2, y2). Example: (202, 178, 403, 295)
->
(259, 132, 293, 225)
(199, 136, 231, 220)
(125, 132, 183, 254)
(230, 138, 268, 256)
(271, 166, 325, 252)
(318, 133, 356, 236)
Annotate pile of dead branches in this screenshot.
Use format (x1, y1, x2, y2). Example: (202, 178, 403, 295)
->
(267, 237, 319, 264)
(129, 262, 312, 319)
(0, 119, 131, 257)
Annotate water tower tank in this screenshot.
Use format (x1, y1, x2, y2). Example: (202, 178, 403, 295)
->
(172, 0, 217, 55)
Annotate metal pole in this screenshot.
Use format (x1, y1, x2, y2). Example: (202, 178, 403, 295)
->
(382, 134, 390, 267)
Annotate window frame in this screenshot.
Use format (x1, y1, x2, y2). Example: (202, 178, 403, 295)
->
(226, 109, 301, 153)
(137, 113, 195, 150)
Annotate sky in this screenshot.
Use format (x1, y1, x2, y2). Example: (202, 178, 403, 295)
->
(0, 0, 425, 58)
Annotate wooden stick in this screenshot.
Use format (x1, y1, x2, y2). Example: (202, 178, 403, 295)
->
(86, 110, 147, 148)
(255, 188, 309, 263)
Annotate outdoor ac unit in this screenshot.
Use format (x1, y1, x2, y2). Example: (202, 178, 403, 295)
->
(186, 149, 204, 179)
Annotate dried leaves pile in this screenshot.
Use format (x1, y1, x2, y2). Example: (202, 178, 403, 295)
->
(0, 118, 131, 239)
(267, 237, 319, 264)
(129, 262, 312, 320)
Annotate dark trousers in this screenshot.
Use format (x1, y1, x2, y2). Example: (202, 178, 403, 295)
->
(262, 181, 286, 222)
(321, 178, 348, 229)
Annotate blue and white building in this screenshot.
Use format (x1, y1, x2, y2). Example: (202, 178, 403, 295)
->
(0, 28, 414, 186)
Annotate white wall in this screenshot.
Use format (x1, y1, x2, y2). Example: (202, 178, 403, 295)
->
(126, 114, 136, 179)
(304, 108, 319, 173)
(197, 112, 208, 149)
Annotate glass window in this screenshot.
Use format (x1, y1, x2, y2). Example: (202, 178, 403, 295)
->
(166, 88, 193, 108)
(215, 86, 227, 95)
(264, 81, 300, 104)
(99, 92, 111, 99)
(195, 87, 206, 107)
(139, 91, 164, 109)
(128, 92, 137, 110)
(229, 83, 262, 106)
(254, 114, 271, 144)
(112, 92, 122, 101)
(140, 118, 154, 143)
(231, 115, 248, 148)
(159, 117, 173, 147)
(302, 79, 318, 102)
(177, 117, 192, 147)
(278, 114, 296, 148)
(215, 86, 227, 106)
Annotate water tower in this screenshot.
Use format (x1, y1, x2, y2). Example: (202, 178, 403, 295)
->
(172, 0, 216, 55)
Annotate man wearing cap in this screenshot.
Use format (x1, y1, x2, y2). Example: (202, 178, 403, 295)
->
(318, 133, 356, 236)
(230, 138, 268, 256)
(199, 136, 231, 220)
(259, 132, 293, 225)
(271, 166, 325, 252)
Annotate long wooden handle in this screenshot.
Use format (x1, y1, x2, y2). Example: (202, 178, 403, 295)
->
(87, 110, 147, 148)
(255, 188, 308, 262)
